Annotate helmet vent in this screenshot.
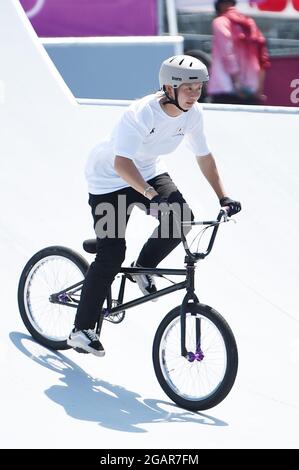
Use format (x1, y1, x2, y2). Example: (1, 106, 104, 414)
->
(179, 58, 185, 65)
(169, 57, 176, 63)
(190, 62, 193, 67)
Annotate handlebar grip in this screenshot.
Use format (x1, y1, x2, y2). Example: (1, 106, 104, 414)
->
(219, 208, 229, 221)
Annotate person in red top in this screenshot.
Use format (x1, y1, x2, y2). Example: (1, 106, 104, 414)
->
(208, 0, 271, 105)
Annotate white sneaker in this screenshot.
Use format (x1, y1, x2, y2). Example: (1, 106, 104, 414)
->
(67, 328, 105, 357)
(131, 261, 157, 300)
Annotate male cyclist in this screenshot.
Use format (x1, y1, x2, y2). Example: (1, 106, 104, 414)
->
(67, 55, 242, 356)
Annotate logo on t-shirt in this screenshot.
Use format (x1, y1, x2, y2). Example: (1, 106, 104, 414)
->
(173, 127, 184, 136)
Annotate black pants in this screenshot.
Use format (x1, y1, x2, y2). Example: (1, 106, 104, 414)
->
(75, 172, 194, 330)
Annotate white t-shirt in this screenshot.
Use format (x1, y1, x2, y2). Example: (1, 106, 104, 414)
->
(85, 93, 210, 195)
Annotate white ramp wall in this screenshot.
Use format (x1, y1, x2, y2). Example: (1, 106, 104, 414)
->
(1, 0, 299, 449)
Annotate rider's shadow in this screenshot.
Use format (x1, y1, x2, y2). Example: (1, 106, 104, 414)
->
(10, 332, 228, 433)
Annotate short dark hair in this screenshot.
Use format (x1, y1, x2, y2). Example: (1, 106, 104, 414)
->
(214, 0, 236, 13)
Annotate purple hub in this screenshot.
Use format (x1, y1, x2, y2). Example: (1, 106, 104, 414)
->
(58, 293, 69, 302)
(187, 349, 204, 362)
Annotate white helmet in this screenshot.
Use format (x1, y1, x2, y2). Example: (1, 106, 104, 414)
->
(159, 54, 209, 89)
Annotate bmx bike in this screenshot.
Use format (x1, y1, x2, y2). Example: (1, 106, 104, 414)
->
(18, 209, 238, 411)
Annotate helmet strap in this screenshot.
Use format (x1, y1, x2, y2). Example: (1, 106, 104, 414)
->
(162, 86, 188, 113)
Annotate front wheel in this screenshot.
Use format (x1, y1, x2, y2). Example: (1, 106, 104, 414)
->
(18, 246, 89, 350)
(152, 303, 238, 411)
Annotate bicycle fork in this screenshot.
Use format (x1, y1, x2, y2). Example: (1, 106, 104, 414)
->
(180, 263, 204, 362)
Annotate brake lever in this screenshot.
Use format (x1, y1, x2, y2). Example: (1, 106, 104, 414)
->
(221, 208, 237, 224)
(223, 207, 229, 222)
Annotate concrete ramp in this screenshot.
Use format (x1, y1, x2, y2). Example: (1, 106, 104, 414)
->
(1, 0, 299, 449)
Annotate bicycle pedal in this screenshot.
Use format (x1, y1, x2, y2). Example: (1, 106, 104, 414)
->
(105, 312, 125, 324)
(74, 347, 90, 354)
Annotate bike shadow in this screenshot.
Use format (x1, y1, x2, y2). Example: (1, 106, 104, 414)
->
(10, 332, 228, 433)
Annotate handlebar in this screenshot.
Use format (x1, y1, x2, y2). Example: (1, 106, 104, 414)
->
(180, 209, 230, 262)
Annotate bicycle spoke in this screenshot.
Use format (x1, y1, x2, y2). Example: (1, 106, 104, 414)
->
(159, 312, 227, 401)
(24, 256, 83, 342)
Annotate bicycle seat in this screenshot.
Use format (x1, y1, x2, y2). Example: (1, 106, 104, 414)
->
(83, 239, 97, 254)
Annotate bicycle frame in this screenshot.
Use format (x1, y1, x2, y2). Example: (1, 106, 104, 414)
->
(49, 209, 228, 358)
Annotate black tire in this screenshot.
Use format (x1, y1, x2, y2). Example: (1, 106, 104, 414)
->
(185, 49, 211, 69)
(185, 49, 212, 102)
(153, 303, 238, 411)
(18, 246, 89, 350)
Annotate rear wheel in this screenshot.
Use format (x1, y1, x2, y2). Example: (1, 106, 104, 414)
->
(153, 303, 238, 411)
(18, 246, 89, 350)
